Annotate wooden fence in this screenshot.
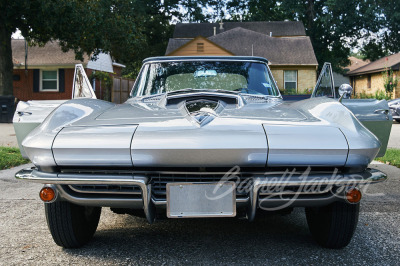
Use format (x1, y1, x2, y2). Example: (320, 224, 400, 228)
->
(112, 77, 135, 104)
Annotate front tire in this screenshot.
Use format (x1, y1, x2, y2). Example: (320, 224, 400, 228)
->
(305, 202, 359, 249)
(45, 201, 101, 248)
(395, 119, 400, 123)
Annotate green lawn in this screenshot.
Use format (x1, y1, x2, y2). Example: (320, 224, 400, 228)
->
(0, 147, 30, 170)
(376, 148, 400, 168)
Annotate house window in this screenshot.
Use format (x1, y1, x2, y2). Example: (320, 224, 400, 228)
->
(367, 74, 371, 88)
(197, 43, 204, 53)
(284, 70, 297, 93)
(40, 70, 58, 91)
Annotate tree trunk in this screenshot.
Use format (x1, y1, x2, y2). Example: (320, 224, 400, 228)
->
(0, 25, 14, 96)
(306, 0, 315, 30)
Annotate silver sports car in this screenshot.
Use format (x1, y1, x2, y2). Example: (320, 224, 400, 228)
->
(389, 98, 400, 122)
(14, 56, 392, 249)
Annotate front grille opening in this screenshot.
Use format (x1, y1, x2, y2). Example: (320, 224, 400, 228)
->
(150, 173, 253, 200)
(258, 185, 337, 201)
(69, 184, 142, 195)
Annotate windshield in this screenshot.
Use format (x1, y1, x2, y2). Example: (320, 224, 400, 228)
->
(131, 61, 280, 97)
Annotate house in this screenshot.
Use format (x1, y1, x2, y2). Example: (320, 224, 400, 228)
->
(346, 56, 370, 72)
(166, 21, 319, 94)
(333, 57, 370, 92)
(12, 39, 125, 101)
(346, 53, 400, 98)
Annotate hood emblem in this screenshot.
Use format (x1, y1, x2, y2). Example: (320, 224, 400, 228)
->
(185, 99, 221, 126)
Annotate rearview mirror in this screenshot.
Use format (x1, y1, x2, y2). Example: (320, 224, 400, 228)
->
(338, 84, 353, 100)
(194, 69, 217, 78)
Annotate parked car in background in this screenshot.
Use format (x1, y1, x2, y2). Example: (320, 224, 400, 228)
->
(14, 56, 391, 250)
(389, 98, 400, 122)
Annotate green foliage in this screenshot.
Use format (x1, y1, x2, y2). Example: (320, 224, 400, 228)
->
(375, 0, 400, 58)
(355, 90, 391, 100)
(360, 41, 389, 62)
(279, 89, 298, 95)
(350, 52, 365, 60)
(303, 88, 313, 95)
(0, 147, 30, 170)
(89, 71, 113, 102)
(279, 88, 312, 95)
(376, 148, 400, 168)
(382, 68, 399, 98)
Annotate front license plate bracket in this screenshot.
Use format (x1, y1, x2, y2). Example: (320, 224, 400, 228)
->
(166, 182, 236, 218)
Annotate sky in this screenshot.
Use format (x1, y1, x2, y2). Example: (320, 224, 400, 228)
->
(12, 30, 23, 39)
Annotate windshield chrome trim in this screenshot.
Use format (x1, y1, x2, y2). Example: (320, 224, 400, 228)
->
(143, 56, 269, 64)
(143, 59, 270, 65)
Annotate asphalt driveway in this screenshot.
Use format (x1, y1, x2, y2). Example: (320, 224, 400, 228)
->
(0, 162, 399, 265)
(388, 121, 400, 149)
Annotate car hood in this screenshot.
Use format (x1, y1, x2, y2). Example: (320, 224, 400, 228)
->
(73, 95, 312, 126)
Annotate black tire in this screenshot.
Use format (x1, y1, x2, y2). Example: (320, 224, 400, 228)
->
(395, 119, 400, 123)
(45, 201, 101, 248)
(305, 202, 359, 249)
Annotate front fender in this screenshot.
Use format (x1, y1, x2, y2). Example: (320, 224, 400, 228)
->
(22, 99, 115, 171)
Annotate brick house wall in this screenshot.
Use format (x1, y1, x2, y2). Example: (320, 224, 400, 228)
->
(13, 68, 92, 101)
(352, 70, 400, 98)
(270, 65, 317, 93)
(112, 65, 123, 77)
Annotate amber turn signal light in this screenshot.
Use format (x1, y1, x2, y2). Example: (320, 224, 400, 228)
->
(39, 187, 56, 202)
(346, 188, 362, 204)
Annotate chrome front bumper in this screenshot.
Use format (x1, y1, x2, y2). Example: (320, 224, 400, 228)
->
(16, 168, 387, 223)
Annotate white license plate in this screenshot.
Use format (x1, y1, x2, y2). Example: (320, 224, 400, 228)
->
(166, 182, 236, 218)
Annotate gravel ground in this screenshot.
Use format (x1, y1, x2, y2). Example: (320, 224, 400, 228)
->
(0, 162, 399, 265)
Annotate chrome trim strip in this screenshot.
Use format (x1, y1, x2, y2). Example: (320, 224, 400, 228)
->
(143, 57, 270, 64)
(16, 168, 386, 188)
(68, 185, 142, 195)
(56, 185, 144, 209)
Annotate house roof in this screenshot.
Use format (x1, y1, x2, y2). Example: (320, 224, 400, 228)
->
(206, 27, 318, 65)
(173, 21, 306, 38)
(347, 53, 400, 76)
(165, 38, 192, 55)
(345, 56, 370, 72)
(12, 39, 90, 67)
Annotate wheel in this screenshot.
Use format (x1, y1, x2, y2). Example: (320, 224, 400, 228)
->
(305, 202, 359, 249)
(395, 119, 400, 123)
(45, 201, 101, 248)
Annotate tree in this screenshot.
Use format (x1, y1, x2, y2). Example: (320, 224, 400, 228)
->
(121, 0, 180, 78)
(225, 0, 382, 71)
(0, 0, 146, 96)
(360, 41, 389, 62)
(367, 0, 400, 58)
